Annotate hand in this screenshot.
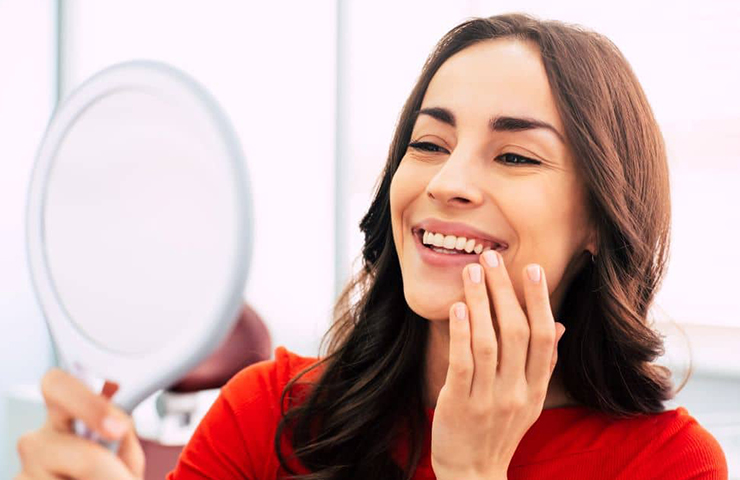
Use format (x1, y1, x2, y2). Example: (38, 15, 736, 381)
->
(15, 368, 145, 479)
(430, 250, 566, 480)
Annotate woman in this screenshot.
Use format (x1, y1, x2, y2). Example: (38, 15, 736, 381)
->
(16, 13, 727, 480)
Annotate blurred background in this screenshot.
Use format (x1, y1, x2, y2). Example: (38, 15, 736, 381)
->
(1, 0, 738, 477)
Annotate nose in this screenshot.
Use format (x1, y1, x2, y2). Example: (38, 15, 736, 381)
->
(425, 146, 484, 207)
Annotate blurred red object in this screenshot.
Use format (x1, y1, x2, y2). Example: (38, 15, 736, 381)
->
(138, 302, 272, 479)
(169, 303, 272, 393)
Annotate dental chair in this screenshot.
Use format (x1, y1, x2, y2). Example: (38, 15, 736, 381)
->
(136, 303, 272, 480)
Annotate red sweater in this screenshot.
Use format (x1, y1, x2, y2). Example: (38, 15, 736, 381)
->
(167, 346, 728, 479)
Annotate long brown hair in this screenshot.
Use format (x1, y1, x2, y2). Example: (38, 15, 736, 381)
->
(275, 13, 679, 480)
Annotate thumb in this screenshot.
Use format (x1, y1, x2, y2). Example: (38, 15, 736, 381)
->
(550, 322, 566, 374)
(117, 417, 145, 477)
(555, 322, 566, 343)
(100, 381, 144, 477)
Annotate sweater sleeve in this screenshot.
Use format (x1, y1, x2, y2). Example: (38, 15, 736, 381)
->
(165, 352, 284, 480)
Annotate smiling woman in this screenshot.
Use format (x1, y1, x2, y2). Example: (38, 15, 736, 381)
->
(165, 13, 727, 480)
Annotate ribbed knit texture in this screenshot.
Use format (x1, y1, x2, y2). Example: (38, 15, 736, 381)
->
(167, 346, 728, 479)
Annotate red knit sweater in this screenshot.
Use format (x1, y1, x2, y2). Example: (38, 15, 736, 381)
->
(167, 346, 728, 479)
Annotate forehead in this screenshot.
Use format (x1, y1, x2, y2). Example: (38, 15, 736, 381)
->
(421, 38, 564, 133)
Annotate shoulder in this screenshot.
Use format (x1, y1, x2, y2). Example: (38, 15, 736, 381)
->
(623, 407, 728, 478)
(511, 406, 728, 479)
(166, 347, 321, 479)
(223, 346, 322, 477)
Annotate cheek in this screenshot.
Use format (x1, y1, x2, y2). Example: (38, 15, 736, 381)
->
(389, 172, 404, 253)
(503, 175, 583, 244)
(390, 160, 423, 251)
(497, 180, 584, 302)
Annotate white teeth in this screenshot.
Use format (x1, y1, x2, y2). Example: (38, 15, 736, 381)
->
(433, 233, 445, 247)
(421, 229, 497, 254)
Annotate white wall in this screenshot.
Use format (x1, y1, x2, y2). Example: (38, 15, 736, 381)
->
(0, 0, 57, 463)
(61, 1, 338, 357)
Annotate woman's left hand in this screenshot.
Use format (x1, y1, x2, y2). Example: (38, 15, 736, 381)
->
(430, 250, 566, 480)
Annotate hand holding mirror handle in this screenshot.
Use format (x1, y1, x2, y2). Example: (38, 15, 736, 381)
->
(69, 362, 122, 453)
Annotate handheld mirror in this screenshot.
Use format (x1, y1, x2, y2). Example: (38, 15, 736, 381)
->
(25, 60, 253, 445)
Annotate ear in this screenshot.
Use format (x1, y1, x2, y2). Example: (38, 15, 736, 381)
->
(584, 225, 598, 257)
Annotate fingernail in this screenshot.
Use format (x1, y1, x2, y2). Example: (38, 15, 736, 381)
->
(468, 264, 482, 283)
(527, 264, 541, 283)
(454, 303, 467, 321)
(102, 415, 127, 437)
(482, 250, 498, 267)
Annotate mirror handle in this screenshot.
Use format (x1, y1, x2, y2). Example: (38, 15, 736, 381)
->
(69, 362, 122, 453)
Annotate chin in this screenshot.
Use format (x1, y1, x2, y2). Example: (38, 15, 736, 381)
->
(403, 283, 461, 321)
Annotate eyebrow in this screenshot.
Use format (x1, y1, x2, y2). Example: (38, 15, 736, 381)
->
(415, 106, 565, 143)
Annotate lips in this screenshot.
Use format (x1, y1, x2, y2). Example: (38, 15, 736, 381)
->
(414, 229, 506, 254)
(411, 219, 508, 268)
(412, 217, 508, 249)
(413, 228, 484, 267)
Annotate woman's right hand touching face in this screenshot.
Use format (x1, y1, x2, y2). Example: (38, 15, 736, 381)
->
(15, 368, 145, 480)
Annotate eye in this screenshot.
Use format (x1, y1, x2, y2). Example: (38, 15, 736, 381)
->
(408, 141, 449, 154)
(496, 152, 541, 166)
(408, 143, 541, 167)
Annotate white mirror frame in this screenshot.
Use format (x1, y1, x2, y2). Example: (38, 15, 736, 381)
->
(26, 60, 253, 414)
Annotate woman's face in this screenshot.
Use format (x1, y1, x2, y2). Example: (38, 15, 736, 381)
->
(390, 38, 596, 321)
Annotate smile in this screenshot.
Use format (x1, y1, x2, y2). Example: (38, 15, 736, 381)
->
(413, 228, 507, 267)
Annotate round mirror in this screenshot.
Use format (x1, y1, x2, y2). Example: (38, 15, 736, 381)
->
(26, 60, 252, 417)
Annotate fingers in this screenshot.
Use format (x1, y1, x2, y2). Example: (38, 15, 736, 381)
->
(99, 381, 144, 475)
(479, 250, 529, 385)
(117, 418, 146, 478)
(41, 368, 129, 443)
(13, 463, 58, 480)
(452, 254, 565, 410)
(462, 263, 498, 400)
(521, 264, 557, 389)
(12, 473, 41, 480)
(446, 301, 473, 398)
(17, 370, 142, 480)
(18, 428, 136, 480)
